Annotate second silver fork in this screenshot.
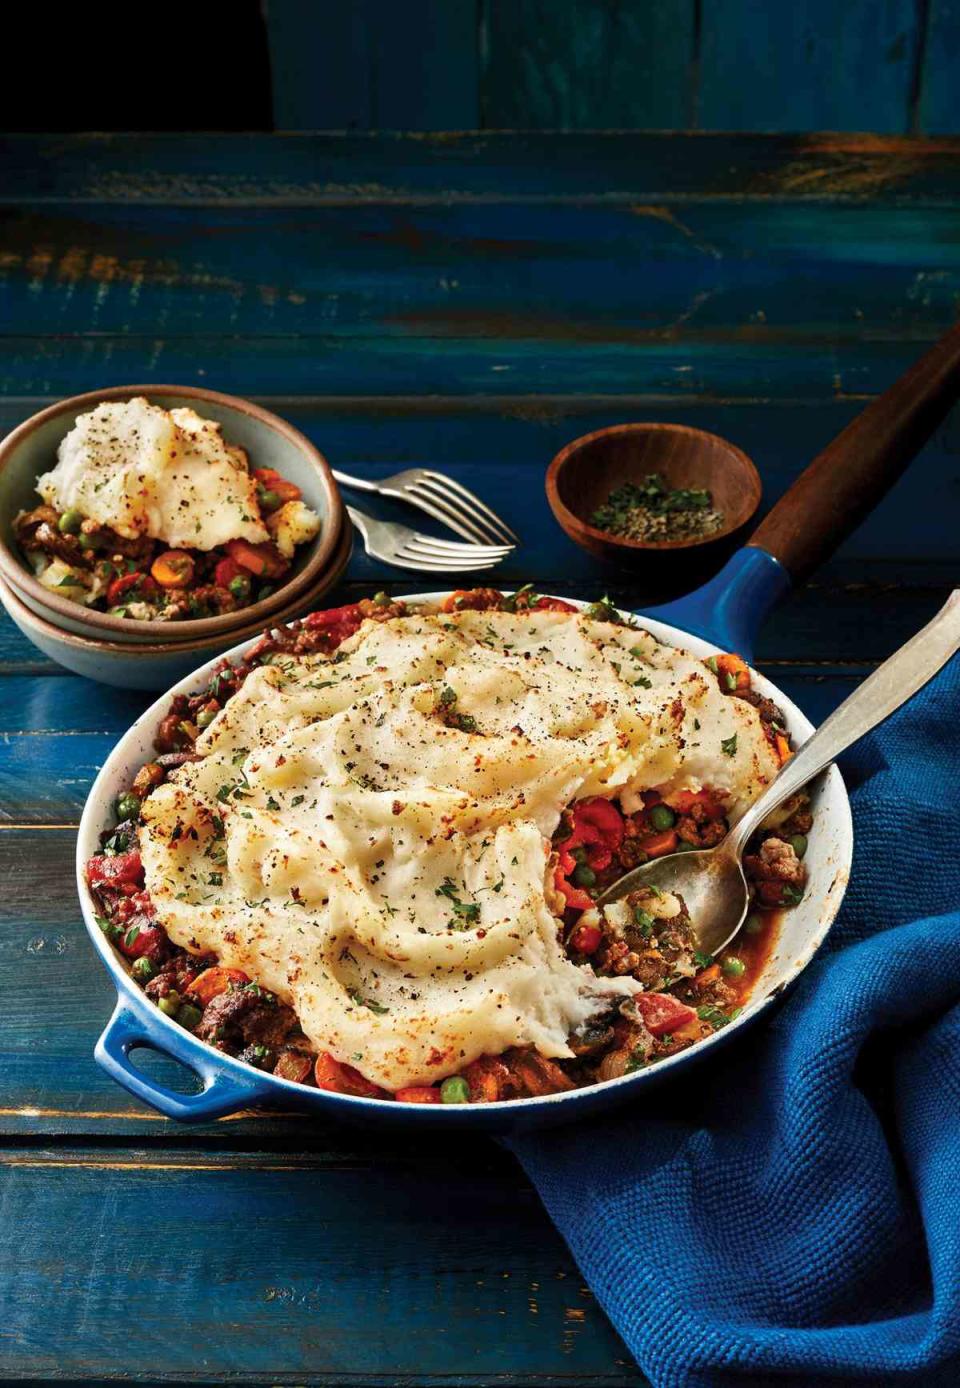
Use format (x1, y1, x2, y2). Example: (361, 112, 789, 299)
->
(347, 506, 513, 573)
(333, 467, 518, 546)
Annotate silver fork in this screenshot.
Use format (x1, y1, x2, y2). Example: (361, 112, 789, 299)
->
(347, 506, 512, 573)
(333, 467, 518, 546)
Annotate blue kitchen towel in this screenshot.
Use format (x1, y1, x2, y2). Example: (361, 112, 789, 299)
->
(510, 656, 960, 1387)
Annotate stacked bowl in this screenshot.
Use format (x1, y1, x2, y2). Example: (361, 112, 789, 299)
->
(0, 385, 350, 688)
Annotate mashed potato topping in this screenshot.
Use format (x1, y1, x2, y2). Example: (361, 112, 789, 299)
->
(138, 608, 780, 1090)
(36, 397, 269, 550)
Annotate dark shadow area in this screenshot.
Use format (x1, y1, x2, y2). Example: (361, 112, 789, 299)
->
(0, 1, 272, 131)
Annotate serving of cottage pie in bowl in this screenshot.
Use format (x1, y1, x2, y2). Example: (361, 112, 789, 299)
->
(77, 588, 852, 1123)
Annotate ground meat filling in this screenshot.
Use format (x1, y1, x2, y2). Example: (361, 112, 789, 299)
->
(85, 588, 813, 1104)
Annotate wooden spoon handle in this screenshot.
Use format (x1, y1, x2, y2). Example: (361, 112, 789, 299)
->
(748, 321, 960, 582)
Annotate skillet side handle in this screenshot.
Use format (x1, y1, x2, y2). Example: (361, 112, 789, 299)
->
(748, 320, 960, 584)
(95, 999, 275, 1123)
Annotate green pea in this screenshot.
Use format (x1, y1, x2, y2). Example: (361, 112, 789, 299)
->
(744, 913, 764, 935)
(647, 804, 676, 832)
(572, 863, 597, 888)
(228, 573, 251, 601)
(157, 991, 181, 1017)
(440, 1076, 470, 1104)
(373, 590, 390, 606)
(196, 707, 217, 730)
(570, 845, 588, 866)
(131, 957, 156, 983)
(78, 531, 99, 552)
(177, 1002, 203, 1032)
(115, 792, 141, 821)
(722, 956, 746, 978)
(258, 487, 281, 512)
(58, 508, 84, 535)
(676, 840, 698, 852)
(789, 834, 808, 859)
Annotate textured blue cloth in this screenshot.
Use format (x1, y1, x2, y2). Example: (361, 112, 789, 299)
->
(511, 659, 960, 1387)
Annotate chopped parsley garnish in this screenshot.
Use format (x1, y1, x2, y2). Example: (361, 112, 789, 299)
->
(721, 734, 738, 757)
(436, 876, 482, 929)
(348, 988, 390, 1015)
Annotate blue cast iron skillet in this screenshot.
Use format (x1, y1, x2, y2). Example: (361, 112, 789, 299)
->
(78, 326, 960, 1128)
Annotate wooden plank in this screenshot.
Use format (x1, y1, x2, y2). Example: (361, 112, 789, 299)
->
(5, 132, 960, 205)
(0, 1146, 642, 1386)
(481, 0, 694, 130)
(4, 202, 960, 344)
(699, 0, 919, 133)
(3, 332, 960, 399)
(919, 0, 960, 134)
(264, 0, 480, 132)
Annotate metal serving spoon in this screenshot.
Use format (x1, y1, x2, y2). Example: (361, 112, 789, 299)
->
(599, 590, 960, 957)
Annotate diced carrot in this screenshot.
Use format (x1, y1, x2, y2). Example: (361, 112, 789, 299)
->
(225, 538, 289, 580)
(252, 467, 301, 504)
(774, 732, 792, 764)
(273, 1051, 314, 1084)
(313, 1052, 386, 1099)
(696, 962, 721, 985)
(670, 789, 725, 820)
(395, 1086, 442, 1104)
(187, 966, 250, 1006)
(150, 549, 196, 589)
(716, 652, 751, 692)
(638, 828, 679, 857)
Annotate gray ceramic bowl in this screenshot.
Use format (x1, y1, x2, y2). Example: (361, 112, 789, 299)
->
(0, 518, 353, 689)
(0, 385, 344, 645)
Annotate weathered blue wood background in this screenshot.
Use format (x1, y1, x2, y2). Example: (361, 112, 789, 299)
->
(1, 130, 959, 1384)
(262, 0, 958, 135)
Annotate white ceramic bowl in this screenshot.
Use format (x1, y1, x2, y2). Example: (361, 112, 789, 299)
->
(77, 594, 854, 1131)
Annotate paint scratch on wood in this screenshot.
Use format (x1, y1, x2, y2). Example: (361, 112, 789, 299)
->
(631, 204, 722, 258)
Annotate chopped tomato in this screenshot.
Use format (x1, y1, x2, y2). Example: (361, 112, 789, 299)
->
(304, 602, 366, 648)
(638, 828, 678, 858)
(532, 596, 578, 612)
(150, 550, 196, 589)
(635, 992, 697, 1037)
(117, 921, 166, 961)
(213, 557, 245, 588)
(716, 652, 751, 693)
(669, 789, 725, 820)
(554, 847, 595, 912)
(313, 1052, 387, 1099)
(395, 1086, 442, 1104)
(560, 796, 624, 871)
(569, 921, 603, 954)
(225, 539, 289, 580)
(87, 851, 144, 890)
(187, 966, 251, 1006)
(106, 572, 160, 608)
(252, 467, 302, 504)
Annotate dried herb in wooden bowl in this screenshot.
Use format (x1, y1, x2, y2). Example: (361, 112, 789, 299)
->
(591, 473, 724, 543)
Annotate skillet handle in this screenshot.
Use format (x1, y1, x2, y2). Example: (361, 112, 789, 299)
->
(748, 320, 960, 584)
(95, 998, 275, 1123)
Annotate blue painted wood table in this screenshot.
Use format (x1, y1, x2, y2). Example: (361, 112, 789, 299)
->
(2, 132, 958, 1385)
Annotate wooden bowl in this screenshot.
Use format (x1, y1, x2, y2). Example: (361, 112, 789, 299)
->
(0, 384, 344, 644)
(545, 423, 762, 573)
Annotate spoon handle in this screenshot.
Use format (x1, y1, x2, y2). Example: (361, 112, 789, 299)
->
(729, 590, 960, 851)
